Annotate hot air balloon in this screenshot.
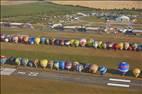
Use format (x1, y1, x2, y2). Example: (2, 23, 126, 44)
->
(49, 38, 56, 45)
(0, 56, 7, 64)
(65, 61, 72, 70)
(0, 34, 6, 42)
(89, 64, 98, 74)
(28, 60, 34, 67)
(23, 36, 29, 44)
(46, 38, 49, 45)
(118, 62, 129, 75)
(64, 39, 70, 46)
(70, 39, 75, 46)
(6, 56, 16, 65)
(137, 44, 142, 51)
(72, 61, 79, 71)
(60, 39, 64, 46)
(54, 39, 60, 46)
(35, 37, 40, 45)
(98, 41, 103, 49)
(133, 68, 141, 78)
(99, 66, 107, 75)
(93, 41, 99, 48)
(132, 43, 138, 51)
(12, 36, 19, 43)
(59, 61, 65, 70)
(40, 59, 48, 69)
(21, 58, 29, 67)
(83, 63, 90, 72)
(54, 61, 59, 70)
(40, 37, 46, 44)
(74, 40, 80, 47)
(80, 38, 87, 47)
(102, 42, 107, 49)
(76, 64, 83, 72)
(18, 35, 24, 43)
(29, 37, 35, 45)
(4, 37, 9, 42)
(119, 42, 124, 50)
(48, 60, 54, 69)
(87, 39, 94, 47)
(124, 42, 130, 50)
(33, 59, 39, 68)
(15, 57, 22, 66)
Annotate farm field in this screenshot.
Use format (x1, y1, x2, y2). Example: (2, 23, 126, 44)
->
(51, 1, 142, 9)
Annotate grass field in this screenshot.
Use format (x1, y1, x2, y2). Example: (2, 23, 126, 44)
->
(1, 76, 141, 94)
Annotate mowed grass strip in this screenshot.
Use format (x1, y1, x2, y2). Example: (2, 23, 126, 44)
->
(1, 76, 141, 94)
(1, 28, 142, 43)
(1, 43, 142, 69)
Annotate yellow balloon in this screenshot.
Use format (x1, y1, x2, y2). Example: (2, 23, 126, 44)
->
(133, 68, 141, 78)
(35, 37, 40, 45)
(89, 64, 98, 74)
(40, 59, 48, 68)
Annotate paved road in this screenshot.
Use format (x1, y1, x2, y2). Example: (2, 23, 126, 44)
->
(1, 67, 142, 91)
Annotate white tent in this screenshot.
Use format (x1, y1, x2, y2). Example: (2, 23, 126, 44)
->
(116, 16, 130, 23)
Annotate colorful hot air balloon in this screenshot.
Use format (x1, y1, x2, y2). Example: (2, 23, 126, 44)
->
(74, 40, 80, 47)
(98, 41, 103, 49)
(23, 36, 29, 44)
(0, 56, 7, 64)
(72, 61, 79, 71)
(89, 64, 98, 74)
(65, 61, 72, 70)
(70, 39, 75, 46)
(12, 36, 19, 43)
(118, 62, 129, 75)
(35, 37, 40, 45)
(133, 68, 141, 78)
(132, 43, 138, 51)
(124, 42, 130, 50)
(54, 61, 59, 70)
(46, 38, 49, 45)
(33, 59, 39, 68)
(21, 58, 29, 67)
(83, 63, 90, 72)
(93, 41, 99, 48)
(40, 59, 48, 69)
(48, 60, 54, 69)
(40, 37, 46, 44)
(59, 61, 65, 70)
(0, 34, 6, 42)
(87, 39, 94, 47)
(80, 38, 87, 47)
(64, 39, 70, 46)
(29, 37, 35, 45)
(76, 64, 83, 72)
(15, 57, 22, 66)
(7, 56, 16, 65)
(99, 66, 107, 75)
(28, 60, 34, 67)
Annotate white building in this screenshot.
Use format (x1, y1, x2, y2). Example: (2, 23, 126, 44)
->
(116, 16, 130, 23)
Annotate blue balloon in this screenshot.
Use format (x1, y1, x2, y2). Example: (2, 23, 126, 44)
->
(29, 37, 35, 44)
(59, 61, 65, 70)
(99, 66, 107, 75)
(0, 56, 7, 64)
(40, 37, 46, 44)
(76, 64, 83, 72)
(28, 60, 33, 67)
(118, 62, 129, 74)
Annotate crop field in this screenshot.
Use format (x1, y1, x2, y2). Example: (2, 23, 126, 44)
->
(51, 1, 142, 9)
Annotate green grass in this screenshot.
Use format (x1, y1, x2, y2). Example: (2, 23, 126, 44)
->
(1, 2, 93, 23)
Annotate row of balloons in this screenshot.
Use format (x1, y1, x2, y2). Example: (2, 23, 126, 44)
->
(1, 34, 142, 51)
(0, 55, 141, 78)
